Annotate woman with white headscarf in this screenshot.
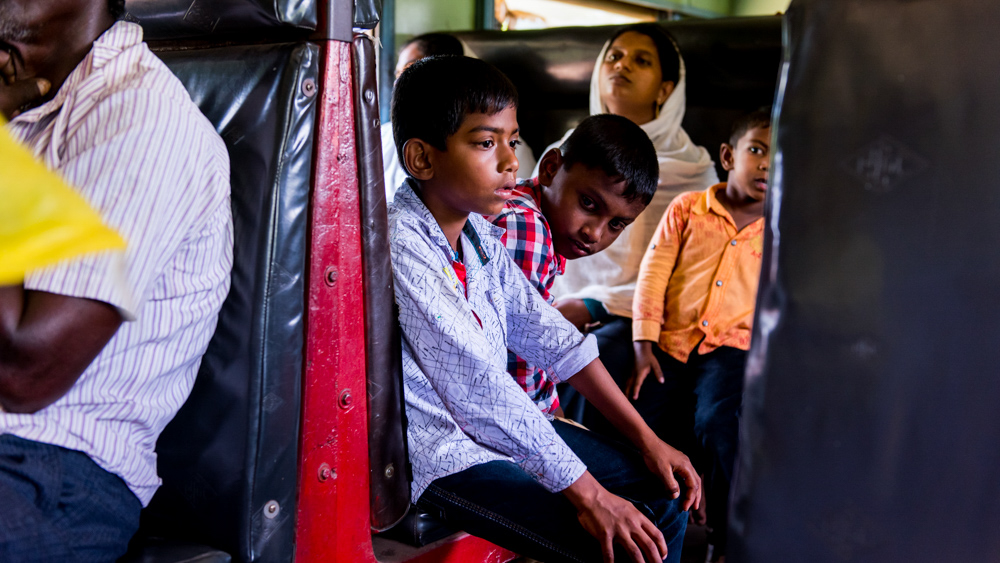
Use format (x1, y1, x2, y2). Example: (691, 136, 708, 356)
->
(537, 23, 718, 327)
(541, 24, 718, 500)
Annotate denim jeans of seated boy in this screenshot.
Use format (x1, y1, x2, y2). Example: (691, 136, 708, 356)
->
(572, 316, 746, 555)
(418, 419, 688, 563)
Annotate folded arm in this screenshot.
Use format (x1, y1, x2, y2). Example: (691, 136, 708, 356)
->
(0, 287, 121, 413)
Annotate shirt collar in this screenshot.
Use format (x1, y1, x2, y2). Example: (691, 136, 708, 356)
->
(12, 21, 143, 125)
(693, 182, 732, 218)
(395, 179, 503, 266)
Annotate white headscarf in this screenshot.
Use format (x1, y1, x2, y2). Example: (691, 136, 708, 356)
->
(540, 34, 719, 317)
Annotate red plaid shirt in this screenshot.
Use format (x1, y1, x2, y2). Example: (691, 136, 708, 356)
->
(492, 178, 567, 414)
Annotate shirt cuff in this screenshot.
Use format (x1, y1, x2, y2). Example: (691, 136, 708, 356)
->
(581, 298, 611, 323)
(632, 320, 662, 342)
(547, 333, 599, 384)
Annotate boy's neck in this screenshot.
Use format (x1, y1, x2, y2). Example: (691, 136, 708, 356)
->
(414, 183, 467, 252)
(718, 183, 764, 229)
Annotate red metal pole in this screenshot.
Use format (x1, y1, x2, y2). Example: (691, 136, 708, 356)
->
(296, 40, 377, 563)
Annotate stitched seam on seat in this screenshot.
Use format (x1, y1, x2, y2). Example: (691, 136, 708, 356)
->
(425, 484, 585, 562)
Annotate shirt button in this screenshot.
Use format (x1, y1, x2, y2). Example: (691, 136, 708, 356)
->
(716, 280, 723, 286)
(702, 320, 709, 327)
(731, 240, 738, 246)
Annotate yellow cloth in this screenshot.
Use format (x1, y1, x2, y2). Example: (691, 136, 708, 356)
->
(1, 119, 125, 284)
(633, 183, 764, 363)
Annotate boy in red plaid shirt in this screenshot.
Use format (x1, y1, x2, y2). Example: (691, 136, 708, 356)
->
(493, 114, 658, 415)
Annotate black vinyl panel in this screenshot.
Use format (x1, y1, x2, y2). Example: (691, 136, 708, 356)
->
(136, 42, 318, 563)
(732, 1, 1000, 561)
(456, 17, 782, 178)
(351, 34, 410, 532)
(124, 0, 316, 40)
(355, 0, 382, 29)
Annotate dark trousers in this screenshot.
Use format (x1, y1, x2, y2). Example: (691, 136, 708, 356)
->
(0, 434, 141, 562)
(562, 316, 746, 552)
(418, 419, 689, 563)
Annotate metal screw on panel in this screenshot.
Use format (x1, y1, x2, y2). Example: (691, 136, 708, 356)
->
(302, 78, 316, 97)
(384, 463, 395, 479)
(325, 267, 337, 286)
(339, 390, 353, 408)
(264, 500, 280, 519)
(318, 463, 334, 482)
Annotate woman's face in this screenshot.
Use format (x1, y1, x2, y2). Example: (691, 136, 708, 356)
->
(599, 31, 675, 125)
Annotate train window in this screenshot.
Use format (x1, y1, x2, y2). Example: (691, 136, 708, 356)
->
(495, 0, 656, 30)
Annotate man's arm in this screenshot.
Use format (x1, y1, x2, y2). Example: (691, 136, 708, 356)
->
(0, 287, 121, 413)
(567, 357, 701, 512)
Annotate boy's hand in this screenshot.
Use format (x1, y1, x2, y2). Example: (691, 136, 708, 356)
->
(0, 50, 50, 120)
(628, 341, 663, 400)
(554, 298, 593, 331)
(564, 472, 668, 563)
(639, 438, 701, 512)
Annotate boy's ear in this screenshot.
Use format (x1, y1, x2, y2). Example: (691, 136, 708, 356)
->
(403, 138, 435, 181)
(537, 148, 563, 187)
(656, 81, 676, 108)
(719, 142, 735, 172)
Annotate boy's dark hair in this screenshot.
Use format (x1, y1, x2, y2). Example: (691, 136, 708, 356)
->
(109, 0, 126, 19)
(728, 109, 772, 146)
(392, 56, 519, 173)
(560, 114, 658, 205)
(400, 33, 464, 59)
(608, 23, 680, 86)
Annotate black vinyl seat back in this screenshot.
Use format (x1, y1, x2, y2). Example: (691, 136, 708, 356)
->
(131, 42, 319, 562)
(732, 1, 1000, 561)
(126, 0, 316, 40)
(456, 17, 782, 178)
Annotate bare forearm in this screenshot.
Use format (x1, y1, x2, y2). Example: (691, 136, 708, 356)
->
(568, 358, 659, 451)
(0, 287, 121, 413)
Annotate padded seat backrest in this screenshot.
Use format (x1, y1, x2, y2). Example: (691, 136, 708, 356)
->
(456, 17, 782, 177)
(127, 0, 316, 40)
(733, 1, 1000, 561)
(135, 42, 319, 562)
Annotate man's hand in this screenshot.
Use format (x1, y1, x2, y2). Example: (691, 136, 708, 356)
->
(627, 341, 663, 400)
(554, 298, 593, 331)
(639, 438, 701, 512)
(0, 50, 49, 119)
(564, 472, 668, 563)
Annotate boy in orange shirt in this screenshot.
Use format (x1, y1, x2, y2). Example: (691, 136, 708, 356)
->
(630, 110, 771, 562)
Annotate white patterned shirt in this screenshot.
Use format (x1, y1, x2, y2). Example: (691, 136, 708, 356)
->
(390, 181, 594, 502)
(1, 21, 232, 506)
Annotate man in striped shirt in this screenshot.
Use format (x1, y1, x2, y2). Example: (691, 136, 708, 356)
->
(0, 1, 232, 561)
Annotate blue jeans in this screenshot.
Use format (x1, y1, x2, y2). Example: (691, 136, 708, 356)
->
(417, 419, 688, 563)
(567, 316, 746, 553)
(0, 434, 141, 562)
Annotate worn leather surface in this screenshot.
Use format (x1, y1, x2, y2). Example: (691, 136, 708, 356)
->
(354, 0, 381, 29)
(127, 42, 319, 563)
(731, 1, 1000, 561)
(124, 0, 316, 40)
(351, 34, 411, 533)
(456, 17, 782, 178)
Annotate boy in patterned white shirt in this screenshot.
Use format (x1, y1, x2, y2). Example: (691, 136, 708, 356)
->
(389, 55, 698, 563)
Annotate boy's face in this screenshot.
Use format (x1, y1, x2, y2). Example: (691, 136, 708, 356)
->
(417, 106, 520, 217)
(539, 152, 647, 259)
(721, 125, 770, 202)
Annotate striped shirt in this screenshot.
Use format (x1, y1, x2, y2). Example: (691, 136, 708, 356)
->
(1, 21, 233, 506)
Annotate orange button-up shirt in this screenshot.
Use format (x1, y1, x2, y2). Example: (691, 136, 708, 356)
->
(632, 183, 764, 363)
